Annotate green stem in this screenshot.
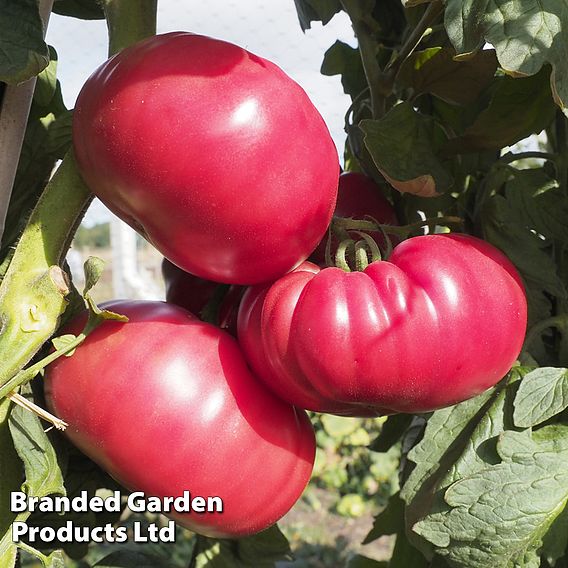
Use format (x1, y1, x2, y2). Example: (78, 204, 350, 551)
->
(101, 0, 157, 56)
(340, 0, 385, 118)
(499, 151, 556, 165)
(334, 215, 464, 237)
(0, 328, 89, 401)
(0, 154, 91, 389)
(384, 1, 444, 88)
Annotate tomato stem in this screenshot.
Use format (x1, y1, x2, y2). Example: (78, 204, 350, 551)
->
(334, 214, 464, 238)
(101, 0, 157, 56)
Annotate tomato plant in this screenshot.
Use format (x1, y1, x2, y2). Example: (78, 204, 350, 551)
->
(73, 31, 340, 285)
(239, 234, 527, 415)
(44, 300, 315, 538)
(2, 1, 568, 567)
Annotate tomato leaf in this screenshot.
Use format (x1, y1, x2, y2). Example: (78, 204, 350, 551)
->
(363, 491, 404, 543)
(370, 414, 413, 452)
(398, 47, 498, 105)
(360, 102, 453, 196)
(388, 531, 430, 568)
(415, 425, 568, 567)
(190, 525, 292, 567)
(321, 40, 367, 99)
(401, 373, 522, 557)
(293, 0, 341, 31)
(52, 0, 105, 20)
(0, 400, 22, 568)
(504, 168, 568, 244)
(446, 67, 556, 153)
(9, 399, 65, 499)
(482, 190, 566, 326)
(0, 0, 49, 84)
(51, 333, 78, 356)
(513, 367, 568, 428)
(444, 0, 568, 113)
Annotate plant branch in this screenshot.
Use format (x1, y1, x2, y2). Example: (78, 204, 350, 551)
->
(499, 151, 556, 165)
(524, 314, 568, 351)
(340, 0, 385, 118)
(101, 0, 157, 55)
(385, 1, 444, 88)
(333, 215, 464, 238)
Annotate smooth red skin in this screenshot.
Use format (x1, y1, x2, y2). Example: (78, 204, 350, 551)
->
(44, 301, 315, 538)
(238, 234, 527, 416)
(73, 32, 339, 285)
(162, 258, 242, 335)
(311, 171, 399, 266)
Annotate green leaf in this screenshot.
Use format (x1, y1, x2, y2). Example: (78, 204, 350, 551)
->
(389, 531, 430, 568)
(360, 102, 453, 197)
(0, 0, 49, 84)
(482, 191, 565, 325)
(190, 526, 292, 567)
(415, 426, 568, 567)
(9, 401, 65, 499)
(51, 333, 78, 356)
(33, 46, 59, 108)
(363, 492, 404, 543)
(542, 504, 568, 566)
(53, 0, 105, 19)
(447, 67, 556, 153)
(370, 414, 413, 452)
(0, 400, 22, 568)
(513, 367, 568, 428)
(398, 47, 498, 105)
(444, 0, 568, 113)
(293, 0, 341, 31)
(504, 168, 568, 244)
(321, 40, 367, 99)
(402, 372, 526, 557)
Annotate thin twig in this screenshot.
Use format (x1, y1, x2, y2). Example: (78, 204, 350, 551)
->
(8, 392, 68, 430)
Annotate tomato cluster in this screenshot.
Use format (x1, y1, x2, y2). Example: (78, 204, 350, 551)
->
(45, 31, 528, 538)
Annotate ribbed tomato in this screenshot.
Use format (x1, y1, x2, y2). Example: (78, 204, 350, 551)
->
(238, 234, 527, 416)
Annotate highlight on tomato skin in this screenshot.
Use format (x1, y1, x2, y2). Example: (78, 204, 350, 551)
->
(43, 300, 316, 538)
(238, 233, 528, 417)
(72, 31, 340, 286)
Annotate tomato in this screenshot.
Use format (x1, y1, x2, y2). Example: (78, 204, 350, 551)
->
(73, 32, 339, 285)
(162, 258, 242, 334)
(238, 234, 527, 416)
(44, 301, 315, 537)
(311, 171, 399, 266)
